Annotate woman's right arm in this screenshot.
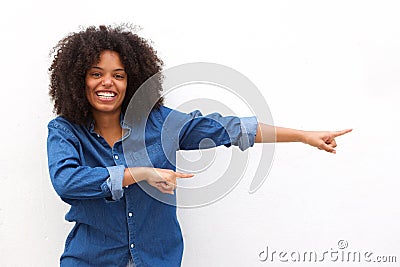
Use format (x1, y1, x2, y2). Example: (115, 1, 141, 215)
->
(47, 122, 120, 200)
(47, 120, 192, 200)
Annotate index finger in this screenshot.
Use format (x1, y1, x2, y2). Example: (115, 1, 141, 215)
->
(332, 128, 353, 138)
(175, 172, 195, 178)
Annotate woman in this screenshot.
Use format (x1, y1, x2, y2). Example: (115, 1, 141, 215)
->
(47, 25, 351, 267)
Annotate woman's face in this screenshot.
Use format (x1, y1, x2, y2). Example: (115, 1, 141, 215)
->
(85, 50, 127, 116)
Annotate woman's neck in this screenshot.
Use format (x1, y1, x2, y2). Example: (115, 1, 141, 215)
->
(92, 111, 122, 147)
(93, 112, 120, 130)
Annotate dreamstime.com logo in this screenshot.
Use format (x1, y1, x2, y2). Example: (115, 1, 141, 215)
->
(258, 240, 397, 264)
(123, 62, 275, 208)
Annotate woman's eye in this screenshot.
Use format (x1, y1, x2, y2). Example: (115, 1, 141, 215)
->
(91, 73, 101, 78)
(114, 74, 125, 79)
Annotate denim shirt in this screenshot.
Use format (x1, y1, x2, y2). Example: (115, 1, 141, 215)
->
(47, 106, 257, 267)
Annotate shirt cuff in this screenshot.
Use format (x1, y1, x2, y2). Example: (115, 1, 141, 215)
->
(105, 165, 125, 201)
(237, 116, 258, 151)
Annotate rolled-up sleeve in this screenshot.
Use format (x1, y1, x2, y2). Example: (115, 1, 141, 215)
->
(236, 116, 258, 151)
(106, 165, 125, 201)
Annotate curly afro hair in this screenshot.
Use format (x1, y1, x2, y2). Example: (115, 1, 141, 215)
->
(49, 24, 164, 125)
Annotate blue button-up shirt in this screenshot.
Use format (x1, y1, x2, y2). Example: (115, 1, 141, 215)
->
(47, 106, 257, 267)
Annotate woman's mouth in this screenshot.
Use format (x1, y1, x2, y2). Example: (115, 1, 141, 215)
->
(96, 91, 116, 100)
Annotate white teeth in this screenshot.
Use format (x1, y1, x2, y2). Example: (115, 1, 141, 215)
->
(96, 92, 116, 97)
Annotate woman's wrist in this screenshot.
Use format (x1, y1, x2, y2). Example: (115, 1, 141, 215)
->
(123, 167, 147, 187)
(123, 168, 134, 187)
(297, 130, 307, 143)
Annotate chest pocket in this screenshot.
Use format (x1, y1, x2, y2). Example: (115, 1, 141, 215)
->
(126, 143, 166, 168)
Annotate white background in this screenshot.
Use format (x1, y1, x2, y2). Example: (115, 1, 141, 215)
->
(1, 0, 399, 266)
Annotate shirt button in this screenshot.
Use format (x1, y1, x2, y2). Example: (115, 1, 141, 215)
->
(114, 155, 119, 160)
(130, 243, 135, 248)
(128, 212, 133, 217)
(97, 134, 100, 138)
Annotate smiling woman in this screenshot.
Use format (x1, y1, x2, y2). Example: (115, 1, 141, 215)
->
(85, 50, 128, 147)
(47, 24, 351, 267)
(47, 25, 196, 267)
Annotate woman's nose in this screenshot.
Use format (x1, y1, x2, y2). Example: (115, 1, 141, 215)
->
(102, 76, 113, 87)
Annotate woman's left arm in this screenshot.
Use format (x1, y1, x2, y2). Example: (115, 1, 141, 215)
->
(255, 123, 352, 154)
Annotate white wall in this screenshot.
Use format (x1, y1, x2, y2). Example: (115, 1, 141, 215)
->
(1, 1, 399, 266)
